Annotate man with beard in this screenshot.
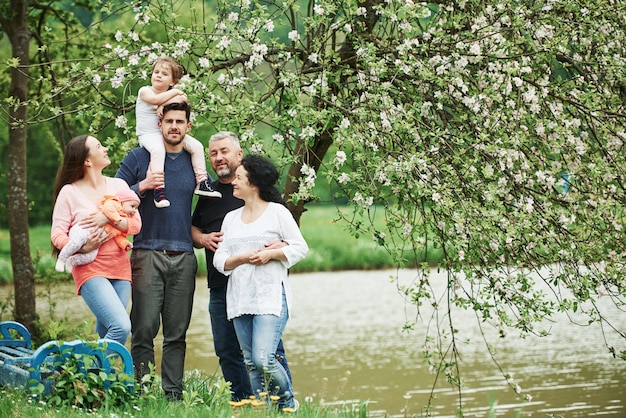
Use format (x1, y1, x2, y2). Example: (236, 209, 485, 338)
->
(116, 102, 198, 401)
(191, 131, 292, 401)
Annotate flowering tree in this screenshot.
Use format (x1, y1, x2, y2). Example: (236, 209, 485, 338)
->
(10, 0, 626, 411)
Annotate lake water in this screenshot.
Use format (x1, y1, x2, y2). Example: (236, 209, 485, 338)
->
(2, 269, 625, 417)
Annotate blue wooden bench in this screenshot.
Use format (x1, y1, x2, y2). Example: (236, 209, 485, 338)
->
(0, 321, 134, 393)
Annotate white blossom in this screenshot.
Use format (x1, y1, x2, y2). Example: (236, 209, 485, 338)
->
(115, 115, 128, 129)
(114, 46, 129, 59)
(337, 173, 350, 184)
(300, 126, 316, 139)
(469, 43, 481, 55)
(217, 36, 232, 51)
(380, 111, 391, 129)
(110, 67, 126, 88)
(300, 164, 317, 188)
(335, 150, 347, 165)
(173, 39, 190, 58)
(135, 13, 150, 24)
(288, 30, 300, 42)
(400, 21, 412, 32)
(150, 42, 163, 53)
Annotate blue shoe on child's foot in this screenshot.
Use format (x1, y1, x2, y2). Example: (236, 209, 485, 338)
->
(195, 179, 222, 198)
(154, 187, 170, 208)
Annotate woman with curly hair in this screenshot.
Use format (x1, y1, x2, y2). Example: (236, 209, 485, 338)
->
(213, 154, 308, 411)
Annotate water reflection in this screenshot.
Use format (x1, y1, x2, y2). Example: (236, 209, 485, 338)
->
(1, 269, 625, 417)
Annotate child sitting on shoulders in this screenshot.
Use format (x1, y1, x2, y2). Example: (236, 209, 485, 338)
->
(136, 56, 221, 208)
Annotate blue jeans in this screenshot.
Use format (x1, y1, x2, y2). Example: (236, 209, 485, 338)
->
(232, 290, 294, 409)
(80, 277, 131, 345)
(130, 249, 197, 395)
(209, 286, 292, 401)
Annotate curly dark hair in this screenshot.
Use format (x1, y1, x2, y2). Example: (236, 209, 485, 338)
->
(241, 154, 286, 206)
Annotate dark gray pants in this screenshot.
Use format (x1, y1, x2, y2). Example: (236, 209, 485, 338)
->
(130, 249, 197, 394)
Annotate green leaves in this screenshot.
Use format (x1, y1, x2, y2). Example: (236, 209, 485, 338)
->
(31, 347, 133, 409)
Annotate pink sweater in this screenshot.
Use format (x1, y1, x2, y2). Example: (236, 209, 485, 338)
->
(51, 177, 142, 295)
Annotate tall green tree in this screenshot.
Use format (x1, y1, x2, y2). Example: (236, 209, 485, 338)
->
(5, 0, 626, 411)
(0, 0, 36, 332)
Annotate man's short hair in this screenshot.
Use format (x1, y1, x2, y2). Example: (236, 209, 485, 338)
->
(209, 131, 241, 149)
(162, 102, 191, 121)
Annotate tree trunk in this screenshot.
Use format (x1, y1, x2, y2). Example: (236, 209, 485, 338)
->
(4, 0, 36, 332)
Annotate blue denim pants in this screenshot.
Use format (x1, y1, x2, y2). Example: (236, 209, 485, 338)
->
(232, 290, 295, 409)
(209, 286, 293, 400)
(80, 277, 131, 345)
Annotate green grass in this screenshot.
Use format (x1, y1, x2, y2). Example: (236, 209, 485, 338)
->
(296, 204, 437, 272)
(0, 205, 440, 284)
(0, 369, 372, 418)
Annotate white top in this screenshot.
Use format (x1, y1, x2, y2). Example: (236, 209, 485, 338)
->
(213, 202, 309, 319)
(135, 86, 160, 136)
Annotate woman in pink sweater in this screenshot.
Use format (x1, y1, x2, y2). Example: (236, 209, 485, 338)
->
(51, 134, 142, 345)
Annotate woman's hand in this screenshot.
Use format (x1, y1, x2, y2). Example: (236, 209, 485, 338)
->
(249, 249, 279, 265)
(79, 212, 109, 229)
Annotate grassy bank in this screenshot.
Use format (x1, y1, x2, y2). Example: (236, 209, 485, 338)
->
(0, 369, 372, 418)
(0, 205, 442, 284)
